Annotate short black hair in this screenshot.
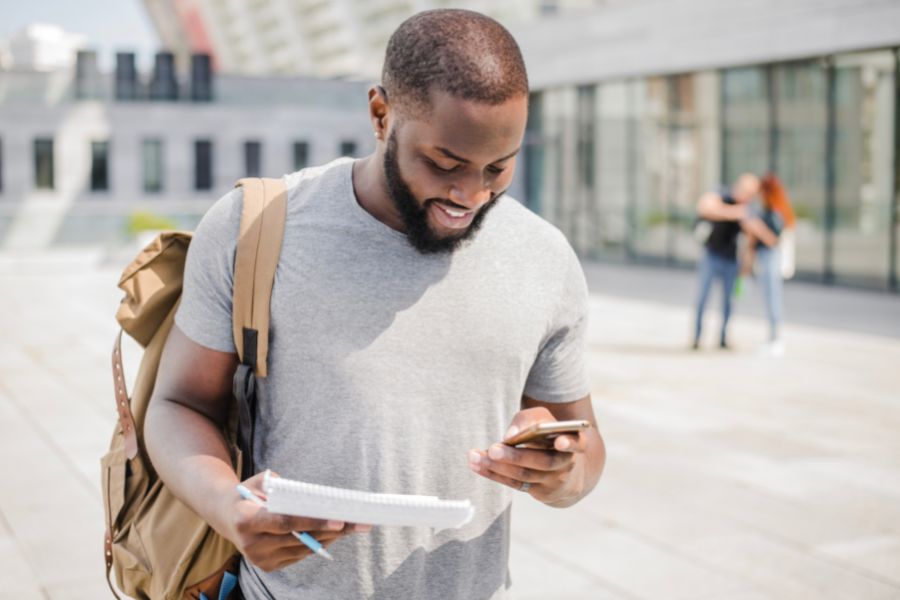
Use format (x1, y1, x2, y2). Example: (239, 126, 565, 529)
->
(382, 9, 529, 116)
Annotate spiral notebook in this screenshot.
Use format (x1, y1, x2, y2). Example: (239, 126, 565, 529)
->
(263, 471, 474, 530)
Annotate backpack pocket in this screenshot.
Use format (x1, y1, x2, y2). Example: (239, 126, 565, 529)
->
(101, 448, 127, 536)
(102, 444, 154, 594)
(102, 438, 150, 538)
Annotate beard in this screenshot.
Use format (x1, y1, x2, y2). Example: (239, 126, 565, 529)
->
(382, 131, 503, 254)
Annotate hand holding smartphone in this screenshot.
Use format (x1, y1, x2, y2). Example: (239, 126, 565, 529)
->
(502, 420, 592, 449)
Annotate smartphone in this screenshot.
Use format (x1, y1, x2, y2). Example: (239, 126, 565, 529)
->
(502, 420, 592, 448)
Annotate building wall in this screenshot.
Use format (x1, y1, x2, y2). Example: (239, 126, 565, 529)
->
(514, 0, 900, 88)
(525, 48, 900, 290)
(0, 70, 373, 250)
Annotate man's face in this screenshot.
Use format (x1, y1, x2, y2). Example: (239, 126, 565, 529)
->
(732, 174, 761, 204)
(382, 90, 528, 254)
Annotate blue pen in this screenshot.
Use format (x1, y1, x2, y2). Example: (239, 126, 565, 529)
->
(236, 483, 334, 561)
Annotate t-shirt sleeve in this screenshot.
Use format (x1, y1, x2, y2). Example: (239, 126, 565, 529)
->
(523, 245, 592, 403)
(174, 187, 243, 353)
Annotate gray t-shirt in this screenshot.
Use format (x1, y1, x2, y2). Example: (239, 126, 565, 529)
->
(175, 158, 590, 600)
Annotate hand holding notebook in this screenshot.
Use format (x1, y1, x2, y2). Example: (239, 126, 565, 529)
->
(263, 471, 474, 531)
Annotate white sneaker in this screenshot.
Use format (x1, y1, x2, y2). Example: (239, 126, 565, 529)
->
(770, 339, 785, 357)
(758, 339, 785, 357)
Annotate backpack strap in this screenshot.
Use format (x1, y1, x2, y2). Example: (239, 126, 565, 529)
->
(232, 177, 288, 377)
(231, 177, 287, 480)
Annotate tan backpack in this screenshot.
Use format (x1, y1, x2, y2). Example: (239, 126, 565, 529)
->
(101, 178, 288, 599)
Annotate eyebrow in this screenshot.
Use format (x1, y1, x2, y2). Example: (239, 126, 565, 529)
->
(434, 146, 520, 165)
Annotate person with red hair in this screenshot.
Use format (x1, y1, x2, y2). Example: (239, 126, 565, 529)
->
(693, 174, 776, 350)
(742, 173, 796, 356)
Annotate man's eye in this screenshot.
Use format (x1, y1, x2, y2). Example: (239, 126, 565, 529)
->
(427, 160, 459, 174)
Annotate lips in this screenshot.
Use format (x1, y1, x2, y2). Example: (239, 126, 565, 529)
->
(431, 201, 476, 230)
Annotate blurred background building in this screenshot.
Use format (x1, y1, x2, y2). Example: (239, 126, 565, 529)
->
(0, 35, 371, 250)
(514, 0, 900, 291)
(0, 0, 898, 292)
(142, 0, 617, 78)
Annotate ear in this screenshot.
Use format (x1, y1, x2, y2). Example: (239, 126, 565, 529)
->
(368, 85, 390, 142)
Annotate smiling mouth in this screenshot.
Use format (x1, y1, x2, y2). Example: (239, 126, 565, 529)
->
(431, 201, 476, 230)
(438, 204, 471, 218)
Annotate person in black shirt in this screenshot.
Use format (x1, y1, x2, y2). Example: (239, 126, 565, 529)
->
(692, 174, 774, 349)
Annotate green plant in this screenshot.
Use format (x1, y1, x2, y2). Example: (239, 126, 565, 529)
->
(127, 211, 178, 237)
(792, 203, 817, 223)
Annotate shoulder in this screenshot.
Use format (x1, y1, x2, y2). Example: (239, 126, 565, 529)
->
(283, 158, 353, 205)
(193, 186, 243, 246)
(488, 196, 575, 262)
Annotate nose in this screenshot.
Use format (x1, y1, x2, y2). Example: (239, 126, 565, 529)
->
(448, 175, 492, 210)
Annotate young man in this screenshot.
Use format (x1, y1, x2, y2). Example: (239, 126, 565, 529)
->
(146, 9, 605, 599)
(693, 173, 775, 350)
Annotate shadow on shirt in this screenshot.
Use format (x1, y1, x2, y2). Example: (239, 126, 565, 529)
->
(369, 506, 512, 600)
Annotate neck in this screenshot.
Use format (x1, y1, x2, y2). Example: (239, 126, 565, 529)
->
(352, 154, 406, 232)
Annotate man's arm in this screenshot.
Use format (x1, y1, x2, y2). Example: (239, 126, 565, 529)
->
(145, 324, 242, 536)
(469, 394, 605, 509)
(146, 325, 367, 572)
(697, 192, 747, 222)
(740, 218, 778, 247)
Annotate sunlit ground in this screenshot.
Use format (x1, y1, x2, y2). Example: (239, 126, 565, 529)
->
(1, 252, 898, 599)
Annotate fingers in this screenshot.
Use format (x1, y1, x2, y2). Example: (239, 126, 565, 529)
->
(486, 443, 574, 472)
(264, 513, 348, 535)
(247, 525, 374, 572)
(554, 432, 587, 453)
(476, 448, 574, 484)
(240, 469, 280, 500)
(503, 406, 556, 441)
(469, 450, 535, 491)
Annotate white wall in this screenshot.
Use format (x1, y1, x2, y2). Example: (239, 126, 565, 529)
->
(0, 94, 373, 249)
(515, 0, 900, 89)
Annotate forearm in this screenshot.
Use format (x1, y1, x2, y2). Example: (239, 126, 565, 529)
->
(742, 245, 756, 276)
(697, 194, 745, 222)
(145, 398, 241, 539)
(741, 219, 777, 247)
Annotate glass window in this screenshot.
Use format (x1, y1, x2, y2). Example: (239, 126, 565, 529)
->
(572, 84, 598, 255)
(772, 60, 828, 277)
(595, 81, 631, 258)
(293, 141, 309, 171)
(91, 140, 110, 191)
(831, 51, 896, 287)
(194, 139, 213, 191)
(668, 72, 722, 264)
(631, 77, 670, 261)
(143, 138, 164, 193)
(34, 138, 54, 190)
(722, 66, 770, 184)
(576, 85, 596, 191)
(244, 140, 262, 177)
(523, 92, 545, 213)
(538, 86, 578, 247)
(339, 140, 357, 157)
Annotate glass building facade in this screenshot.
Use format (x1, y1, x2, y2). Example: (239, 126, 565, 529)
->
(525, 49, 900, 291)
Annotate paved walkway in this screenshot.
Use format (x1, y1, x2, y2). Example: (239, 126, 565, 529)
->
(1, 253, 899, 599)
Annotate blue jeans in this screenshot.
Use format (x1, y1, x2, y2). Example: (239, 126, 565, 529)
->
(694, 249, 739, 346)
(756, 245, 782, 341)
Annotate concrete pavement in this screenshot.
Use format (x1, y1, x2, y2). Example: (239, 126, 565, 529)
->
(1, 253, 898, 599)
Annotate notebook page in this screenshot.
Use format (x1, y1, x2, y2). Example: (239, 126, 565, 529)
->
(263, 472, 475, 530)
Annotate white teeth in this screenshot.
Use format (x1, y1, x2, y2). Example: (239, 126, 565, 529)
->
(442, 206, 468, 218)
